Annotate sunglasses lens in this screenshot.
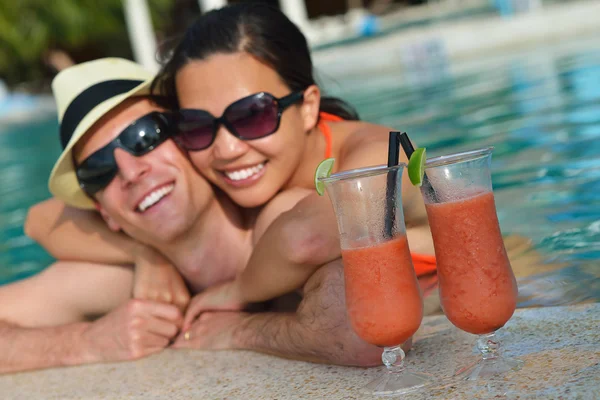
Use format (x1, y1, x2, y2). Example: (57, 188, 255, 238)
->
(176, 110, 215, 150)
(77, 149, 117, 195)
(228, 94, 278, 140)
(120, 113, 168, 154)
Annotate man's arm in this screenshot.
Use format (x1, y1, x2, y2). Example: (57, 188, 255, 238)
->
(24, 199, 190, 310)
(0, 320, 90, 374)
(24, 198, 137, 264)
(0, 262, 182, 374)
(238, 261, 383, 366)
(175, 260, 388, 367)
(0, 299, 182, 375)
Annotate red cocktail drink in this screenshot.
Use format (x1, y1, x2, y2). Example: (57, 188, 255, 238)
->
(321, 164, 432, 396)
(421, 147, 523, 380)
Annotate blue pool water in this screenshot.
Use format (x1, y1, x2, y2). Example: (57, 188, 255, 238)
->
(0, 116, 59, 283)
(0, 39, 599, 307)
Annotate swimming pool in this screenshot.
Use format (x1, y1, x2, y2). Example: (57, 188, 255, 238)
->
(0, 38, 598, 307)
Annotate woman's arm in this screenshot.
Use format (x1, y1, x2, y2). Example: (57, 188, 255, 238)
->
(24, 198, 136, 264)
(25, 198, 190, 310)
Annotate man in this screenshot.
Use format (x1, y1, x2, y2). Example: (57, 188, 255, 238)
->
(0, 58, 382, 374)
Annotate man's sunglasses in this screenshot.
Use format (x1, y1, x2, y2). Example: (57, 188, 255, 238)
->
(76, 112, 172, 195)
(173, 91, 304, 151)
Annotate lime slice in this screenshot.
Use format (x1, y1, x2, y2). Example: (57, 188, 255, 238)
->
(408, 147, 426, 186)
(314, 158, 335, 196)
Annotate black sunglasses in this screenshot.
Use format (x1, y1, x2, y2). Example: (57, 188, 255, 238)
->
(76, 111, 172, 195)
(173, 91, 304, 151)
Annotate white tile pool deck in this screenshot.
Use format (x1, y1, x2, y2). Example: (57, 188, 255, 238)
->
(2, 303, 598, 399)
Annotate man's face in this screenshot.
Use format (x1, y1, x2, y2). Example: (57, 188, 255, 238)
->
(73, 97, 213, 246)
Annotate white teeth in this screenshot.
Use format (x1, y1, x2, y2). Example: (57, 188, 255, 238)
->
(224, 163, 264, 181)
(137, 184, 174, 212)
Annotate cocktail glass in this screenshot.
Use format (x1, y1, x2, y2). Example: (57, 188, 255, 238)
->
(321, 164, 432, 396)
(420, 147, 523, 380)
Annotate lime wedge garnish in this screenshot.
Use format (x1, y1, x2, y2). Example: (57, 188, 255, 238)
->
(314, 158, 335, 196)
(408, 147, 426, 186)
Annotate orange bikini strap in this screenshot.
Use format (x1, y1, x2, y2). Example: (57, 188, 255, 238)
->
(319, 111, 344, 122)
(411, 253, 437, 276)
(317, 112, 342, 159)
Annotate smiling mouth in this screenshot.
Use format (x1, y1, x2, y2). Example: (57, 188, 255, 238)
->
(222, 162, 266, 182)
(136, 184, 174, 212)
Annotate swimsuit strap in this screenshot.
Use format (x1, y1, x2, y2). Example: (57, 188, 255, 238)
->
(317, 112, 342, 159)
(411, 253, 437, 277)
(319, 111, 344, 122)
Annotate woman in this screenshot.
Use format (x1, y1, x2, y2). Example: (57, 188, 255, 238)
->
(28, 3, 435, 316)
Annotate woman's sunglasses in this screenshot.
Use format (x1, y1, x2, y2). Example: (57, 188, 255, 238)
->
(173, 91, 304, 151)
(76, 111, 173, 195)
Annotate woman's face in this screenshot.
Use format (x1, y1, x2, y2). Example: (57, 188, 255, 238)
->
(175, 52, 318, 208)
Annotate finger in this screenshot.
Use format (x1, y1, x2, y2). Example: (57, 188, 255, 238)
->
(172, 283, 191, 312)
(143, 301, 183, 323)
(135, 287, 160, 302)
(182, 299, 204, 331)
(135, 332, 171, 354)
(144, 316, 181, 339)
(157, 290, 173, 304)
(145, 332, 171, 349)
(174, 292, 191, 313)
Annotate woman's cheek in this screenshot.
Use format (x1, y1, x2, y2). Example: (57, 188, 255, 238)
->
(189, 153, 211, 172)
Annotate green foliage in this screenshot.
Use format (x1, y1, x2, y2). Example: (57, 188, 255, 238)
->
(0, 0, 173, 87)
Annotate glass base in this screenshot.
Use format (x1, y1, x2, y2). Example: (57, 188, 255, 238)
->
(456, 356, 524, 381)
(363, 370, 432, 396)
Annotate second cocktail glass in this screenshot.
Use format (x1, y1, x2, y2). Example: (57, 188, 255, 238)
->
(420, 147, 523, 381)
(321, 164, 431, 396)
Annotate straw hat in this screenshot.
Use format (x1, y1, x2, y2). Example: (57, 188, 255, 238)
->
(48, 58, 155, 209)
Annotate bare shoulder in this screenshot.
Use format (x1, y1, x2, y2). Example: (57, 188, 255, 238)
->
(335, 121, 403, 170)
(336, 121, 390, 147)
(253, 188, 313, 243)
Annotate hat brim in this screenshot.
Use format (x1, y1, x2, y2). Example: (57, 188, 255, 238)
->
(48, 80, 152, 209)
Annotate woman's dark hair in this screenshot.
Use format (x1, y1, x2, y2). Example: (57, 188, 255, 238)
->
(152, 3, 359, 121)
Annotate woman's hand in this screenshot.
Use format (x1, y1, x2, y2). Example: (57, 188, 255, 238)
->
(182, 281, 245, 332)
(133, 245, 190, 313)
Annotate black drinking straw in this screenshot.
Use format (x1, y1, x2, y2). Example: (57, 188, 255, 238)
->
(385, 132, 401, 238)
(398, 132, 439, 201)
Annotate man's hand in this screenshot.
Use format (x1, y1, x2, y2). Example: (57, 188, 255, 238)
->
(173, 311, 247, 350)
(81, 299, 182, 363)
(133, 245, 190, 312)
(181, 281, 245, 332)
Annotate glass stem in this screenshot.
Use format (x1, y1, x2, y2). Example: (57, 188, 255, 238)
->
(382, 345, 405, 373)
(477, 331, 501, 361)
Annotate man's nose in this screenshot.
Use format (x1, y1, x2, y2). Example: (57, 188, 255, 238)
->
(212, 125, 249, 161)
(114, 148, 150, 186)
